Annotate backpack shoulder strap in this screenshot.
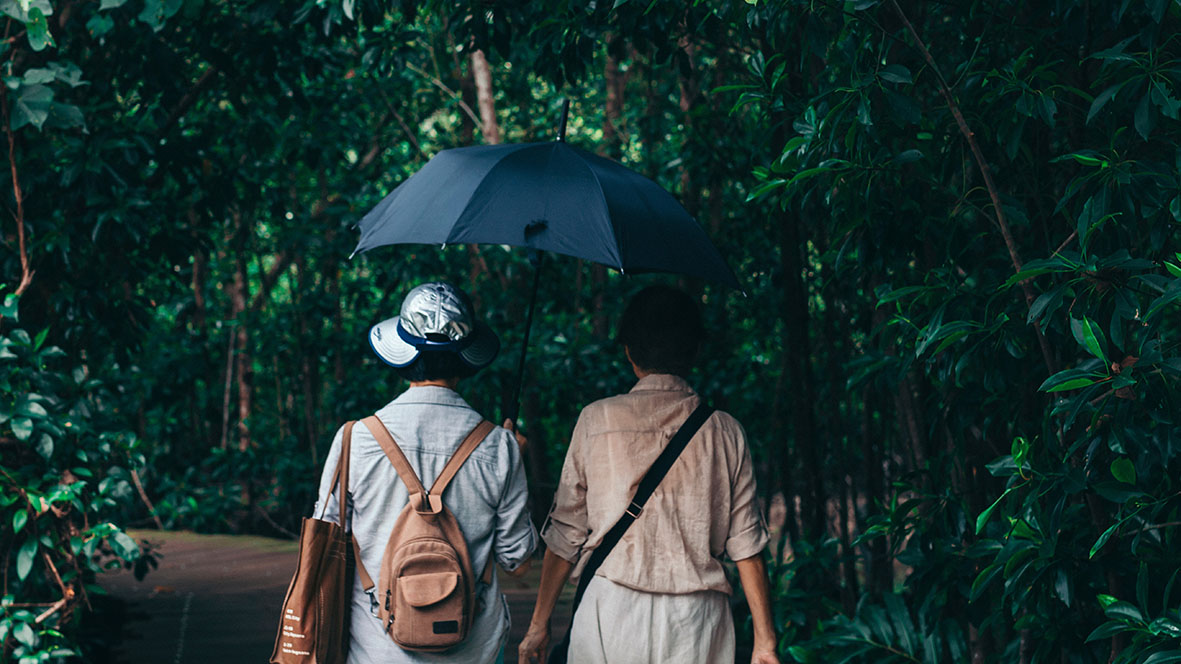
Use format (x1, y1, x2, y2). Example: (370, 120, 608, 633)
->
(361, 415, 427, 497)
(429, 420, 495, 496)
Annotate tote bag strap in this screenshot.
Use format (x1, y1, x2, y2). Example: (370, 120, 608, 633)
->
(317, 420, 355, 525)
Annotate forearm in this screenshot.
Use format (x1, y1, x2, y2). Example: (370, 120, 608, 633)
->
(736, 554, 777, 652)
(528, 548, 575, 628)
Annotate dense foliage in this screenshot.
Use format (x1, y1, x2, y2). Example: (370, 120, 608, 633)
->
(2, 0, 1180, 661)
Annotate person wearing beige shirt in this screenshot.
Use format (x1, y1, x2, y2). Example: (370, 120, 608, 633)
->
(519, 286, 780, 664)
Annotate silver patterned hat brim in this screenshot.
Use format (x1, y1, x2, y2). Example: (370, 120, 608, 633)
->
(368, 316, 499, 370)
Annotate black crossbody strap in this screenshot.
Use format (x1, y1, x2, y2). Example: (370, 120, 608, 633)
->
(549, 402, 714, 663)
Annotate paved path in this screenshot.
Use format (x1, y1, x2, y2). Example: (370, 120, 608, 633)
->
(97, 530, 570, 664)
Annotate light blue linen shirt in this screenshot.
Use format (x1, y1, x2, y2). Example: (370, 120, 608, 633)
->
(315, 385, 537, 664)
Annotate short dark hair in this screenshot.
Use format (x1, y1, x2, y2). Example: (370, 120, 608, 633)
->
(616, 285, 705, 377)
(394, 349, 477, 382)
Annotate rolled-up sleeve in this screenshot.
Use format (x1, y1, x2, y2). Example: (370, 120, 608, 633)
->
(540, 413, 590, 563)
(723, 422, 769, 561)
(492, 428, 538, 571)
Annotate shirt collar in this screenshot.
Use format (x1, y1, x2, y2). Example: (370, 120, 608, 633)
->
(629, 373, 696, 394)
(385, 385, 474, 409)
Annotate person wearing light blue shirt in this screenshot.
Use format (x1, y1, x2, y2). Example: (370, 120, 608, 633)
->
(315, 281, 537, 664)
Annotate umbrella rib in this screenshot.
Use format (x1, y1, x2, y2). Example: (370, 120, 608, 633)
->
(445, 146, 530, 244)
(573, 150, 625, 272)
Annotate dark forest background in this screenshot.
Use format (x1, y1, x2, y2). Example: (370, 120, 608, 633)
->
(4, 1, 1181, 662)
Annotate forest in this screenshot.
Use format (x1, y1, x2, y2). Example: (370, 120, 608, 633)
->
(3, 0, 1181, 662)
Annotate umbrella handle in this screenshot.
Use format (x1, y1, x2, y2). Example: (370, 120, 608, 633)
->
(506, 251, 543, 427)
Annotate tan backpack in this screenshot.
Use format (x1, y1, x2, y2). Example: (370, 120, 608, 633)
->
(356, 415, 494, 652)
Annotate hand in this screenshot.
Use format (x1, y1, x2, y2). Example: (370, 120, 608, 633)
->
(503, 418, 528, 454)
(518, 621, 550, 663)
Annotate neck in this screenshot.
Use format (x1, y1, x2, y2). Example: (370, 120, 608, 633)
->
(409, 378, 459, 390)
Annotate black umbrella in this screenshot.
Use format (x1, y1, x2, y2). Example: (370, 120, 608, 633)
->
(352, 101, 740, 420)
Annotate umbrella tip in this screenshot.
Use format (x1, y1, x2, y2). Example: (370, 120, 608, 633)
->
(557, 99, 570, 142)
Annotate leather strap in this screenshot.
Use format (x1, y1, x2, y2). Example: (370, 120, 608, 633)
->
(318, 421, 355, 525)
(362, 416, 428, 497)
(354, 416, 496, 594)
(431, 420, 495, 496)
(353, 536, 374, 590)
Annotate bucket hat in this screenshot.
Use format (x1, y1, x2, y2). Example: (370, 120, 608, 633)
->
(369, 281, 499, 370)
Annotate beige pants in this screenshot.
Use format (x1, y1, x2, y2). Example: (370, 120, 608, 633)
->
(568, 576, 735, 664)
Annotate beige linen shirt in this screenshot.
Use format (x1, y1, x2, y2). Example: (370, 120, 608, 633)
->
(541, 374, 769, 596)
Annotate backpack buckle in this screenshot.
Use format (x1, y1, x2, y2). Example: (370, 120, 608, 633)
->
(365, 588, 378, 614)
(625, 501, 643, 519)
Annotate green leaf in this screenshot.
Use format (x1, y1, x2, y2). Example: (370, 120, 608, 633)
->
(744, 178, 786, 202)
(44, 103, 86, 131)
(1135, 93, 1155, 139)
(879, 64, 912, 84)
(1166, 262, 1181, 279)
(1085, 620, 1127, 642)
(876, 285, 928, 306)
(1111, 458, 1136, 484)
(35, 433, 53, 460)
(1147, 0, 1168, 22)
(1104, 600, 1144, 623)
(1087, 83, 1125, 124)
(18, 400, 47, 419)
(137, 0, 183, 31)
(47, 62, 85, 88)
(891, 149, 923, 165)
(1011, 436, 1030, 468)
(12, 509, 27, 534)
(1090, 522, 1119, 558)
(976, 485, 1017, 534)
(0, 0, 52, 21)
(1097, 593, 1118, 609)
(25, 7, 53, 51)
(1, 293, 17, 321)
(13, 621, 35, 647)
(9, 84, 53, 131)
(1143, 652, 1181, 664)
(1071, 316, 1107, 361)
(110, 530, 140, 561)
(1041, 375, 1103, 393)
(16, 538, 37, 580)
(100, 0, 128, 8)
(11, 417, 33, 441)
(21, 68, 54, 85)
(1146, 280, 1181, 320)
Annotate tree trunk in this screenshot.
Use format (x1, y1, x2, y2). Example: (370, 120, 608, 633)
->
(780, 209, 824, 539)
(189, 214, 207, 332)
(861, 386, 891, 593)
(467, 48, 500, 298)
(292, 257, 321, 464)
(470, 49, 500, 145)
(232, 251, 252, 451)
(591, 42, 629, 338)
(458, 55, 477, 145)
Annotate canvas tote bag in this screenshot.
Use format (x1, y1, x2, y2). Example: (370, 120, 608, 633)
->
(270, 421, 357, 664)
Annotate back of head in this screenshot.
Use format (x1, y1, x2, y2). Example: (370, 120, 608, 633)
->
(616, 285, 705, 378)
(369, 280, 500, 382)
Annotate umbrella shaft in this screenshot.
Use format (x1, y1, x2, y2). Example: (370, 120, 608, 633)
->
(508, 252, 543, 425)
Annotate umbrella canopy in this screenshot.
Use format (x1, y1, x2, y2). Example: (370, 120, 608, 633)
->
(352, 141, 740, 288)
